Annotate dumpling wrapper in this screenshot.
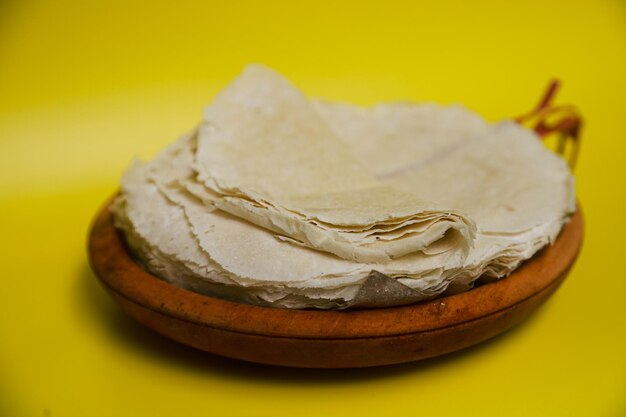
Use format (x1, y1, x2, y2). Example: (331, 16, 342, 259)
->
(112, 132, 470, 308)
(173, 135, 468, 284)
(316, 101, 575, 234)
(112, 68, 575, 310)
(194, 65, 475, 263)
(316, 101, 576, 284)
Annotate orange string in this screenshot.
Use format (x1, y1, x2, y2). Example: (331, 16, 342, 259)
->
(515, 80, 582, 169)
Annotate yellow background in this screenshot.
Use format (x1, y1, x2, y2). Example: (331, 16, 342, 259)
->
(1, 1, 625, 416)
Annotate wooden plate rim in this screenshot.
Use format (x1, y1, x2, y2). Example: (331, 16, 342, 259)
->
(88, 198, 583, 340)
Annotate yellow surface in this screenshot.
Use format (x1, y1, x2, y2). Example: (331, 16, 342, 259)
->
(1, 1, 625, 416)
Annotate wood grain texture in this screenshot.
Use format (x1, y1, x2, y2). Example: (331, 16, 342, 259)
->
(88, 199, 583, 368)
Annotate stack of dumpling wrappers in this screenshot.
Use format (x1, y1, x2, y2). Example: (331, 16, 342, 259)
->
(112, 65, 576, 309)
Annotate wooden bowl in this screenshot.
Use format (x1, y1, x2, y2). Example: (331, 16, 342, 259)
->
(88, 199, 583, 368)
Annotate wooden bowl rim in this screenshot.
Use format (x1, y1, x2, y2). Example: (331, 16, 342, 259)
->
(88, 198, 583, 340)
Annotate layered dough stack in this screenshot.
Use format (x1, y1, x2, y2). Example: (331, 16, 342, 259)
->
(113, 65, 576, 309)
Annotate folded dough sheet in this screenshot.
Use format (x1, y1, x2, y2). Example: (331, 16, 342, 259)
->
(112, 65, 575, 309)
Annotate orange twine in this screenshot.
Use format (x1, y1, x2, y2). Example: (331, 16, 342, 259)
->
(516, 80, 582, 169)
